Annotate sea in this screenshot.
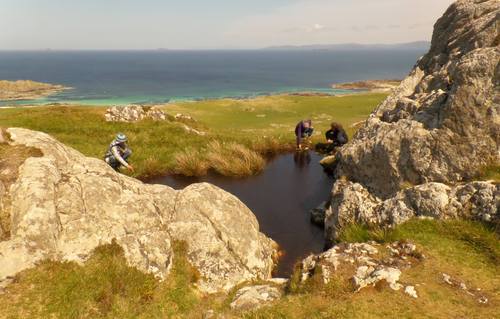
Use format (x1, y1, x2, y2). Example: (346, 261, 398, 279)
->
(0, 49, 425, 106)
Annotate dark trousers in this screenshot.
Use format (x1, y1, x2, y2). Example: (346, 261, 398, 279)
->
(105, 150, 131, 170)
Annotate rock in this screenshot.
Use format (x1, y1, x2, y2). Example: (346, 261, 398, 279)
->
(319, 155, 337, 171)
(333, 0, 499, 199)
(439, 272, 488, 303)
(181, 124, 207, 136)
(325, 180, 499, 242)
(174, 113, 195, 122)
(105, 105, 166, 122)
(310, 201, 328, 226)
(300, 241, 420, 293)
(230, 284, 281, 311)
(353, 266, 401, 291)
(0, 128, 277, 293)
(404, 285, 418, 298)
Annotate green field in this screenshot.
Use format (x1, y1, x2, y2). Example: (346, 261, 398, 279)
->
(0, 93, 386, 178)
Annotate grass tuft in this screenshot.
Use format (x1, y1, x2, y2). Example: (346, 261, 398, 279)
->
(206, 140, 265, 177)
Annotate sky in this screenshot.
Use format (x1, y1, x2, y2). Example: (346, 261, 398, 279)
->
(0, 0, 455, 50)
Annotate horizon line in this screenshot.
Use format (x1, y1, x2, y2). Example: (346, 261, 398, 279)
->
(0, 40, 430, 52)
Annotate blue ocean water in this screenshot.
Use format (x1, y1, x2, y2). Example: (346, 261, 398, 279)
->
(0, 50, 424, 105)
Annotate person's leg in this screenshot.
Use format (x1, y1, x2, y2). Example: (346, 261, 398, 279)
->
(106, 157, 121, 171)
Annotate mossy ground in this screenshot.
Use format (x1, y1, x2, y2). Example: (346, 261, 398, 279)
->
(0, 219, 498, 319)
(0, 93, 386, 178)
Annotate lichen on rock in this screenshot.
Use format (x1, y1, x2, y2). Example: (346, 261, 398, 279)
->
(0, 128, 277, 293)
(324, 0, 499, 241)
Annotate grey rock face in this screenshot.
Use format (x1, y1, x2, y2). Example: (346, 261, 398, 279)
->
(104, 105, 167, 122)
(325, 180, 499, 242)
(0, 128, 277, 293)
(334, 0, 499, 199)
(230, 284, 282, 311)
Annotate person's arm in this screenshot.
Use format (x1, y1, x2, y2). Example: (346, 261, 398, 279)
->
(325, 130, 333, 142)
(111, 146, 130, 168)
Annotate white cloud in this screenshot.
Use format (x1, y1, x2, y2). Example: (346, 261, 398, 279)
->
(225, 0, 455, 48)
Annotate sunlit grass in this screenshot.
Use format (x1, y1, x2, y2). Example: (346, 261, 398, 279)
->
(0, 93, 385, 178)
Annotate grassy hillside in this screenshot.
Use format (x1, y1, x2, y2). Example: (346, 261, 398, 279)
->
(0, 219, 497, 319)
(0, 93, 386, 178)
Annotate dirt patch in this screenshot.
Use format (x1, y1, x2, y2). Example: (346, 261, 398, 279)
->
(0, 129, 43, 239)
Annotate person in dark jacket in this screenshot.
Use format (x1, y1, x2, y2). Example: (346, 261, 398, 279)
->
(315, 122, 348, 154)
(104, 133, 134, 172)
(326, 122, 348, 147)
(295, 119, 314, 150)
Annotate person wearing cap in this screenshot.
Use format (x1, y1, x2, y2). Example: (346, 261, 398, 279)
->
(104, 133, 134, 172)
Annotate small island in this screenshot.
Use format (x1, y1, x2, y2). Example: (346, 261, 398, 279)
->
(332, 79, 401, 92)
(0, 80, 69, 101)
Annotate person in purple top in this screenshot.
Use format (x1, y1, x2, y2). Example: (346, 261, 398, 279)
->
(295, 119, 314, 150)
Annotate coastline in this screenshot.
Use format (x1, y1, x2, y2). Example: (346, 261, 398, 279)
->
(0, 86, 375, 108)
(0, 80, 70, 101)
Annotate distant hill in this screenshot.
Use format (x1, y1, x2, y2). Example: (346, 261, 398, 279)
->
(263, 41, 430, 51)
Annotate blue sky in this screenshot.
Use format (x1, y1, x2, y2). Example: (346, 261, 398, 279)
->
(0, 0, 455, 50)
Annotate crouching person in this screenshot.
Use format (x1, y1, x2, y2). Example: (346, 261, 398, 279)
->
(315, 122, 348, 154)
(295, 119, 314, 151)
(104, 133, 134, 172)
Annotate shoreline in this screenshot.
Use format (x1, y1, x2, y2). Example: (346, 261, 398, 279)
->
(0, 80, 71, 101)
(0, 88, 380, 108)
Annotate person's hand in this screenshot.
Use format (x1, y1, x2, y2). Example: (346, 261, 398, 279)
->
(128, 165, 135, 172)
(296, 144, 302, 151)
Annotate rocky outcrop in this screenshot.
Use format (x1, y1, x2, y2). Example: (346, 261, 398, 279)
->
(325, 180, 498, 242)
(0, 128, 277, 293)
(333, 0, 499, 199)
(300, 241, 423, 296)
(230, 284, 282, 311)
(322, 0, 499, 240)
(104, 105, 167, 122)
(0, 80, 69, 101)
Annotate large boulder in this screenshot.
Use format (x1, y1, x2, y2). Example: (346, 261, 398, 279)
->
(325, 180, 499, 242)
(334, 0, 499, 199)
(0, 128, 277, 293)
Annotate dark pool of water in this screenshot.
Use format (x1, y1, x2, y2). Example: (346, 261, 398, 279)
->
(148, 151, 333, 277)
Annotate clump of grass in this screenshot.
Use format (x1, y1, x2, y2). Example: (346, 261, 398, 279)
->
(173, 148, 209, 176)
(206, 140, 265, 176)
(250, 135, 293, 156)
(477, 162, 500, 183)
(337, 224, 400, 244)
(0, 240, 204, 318)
